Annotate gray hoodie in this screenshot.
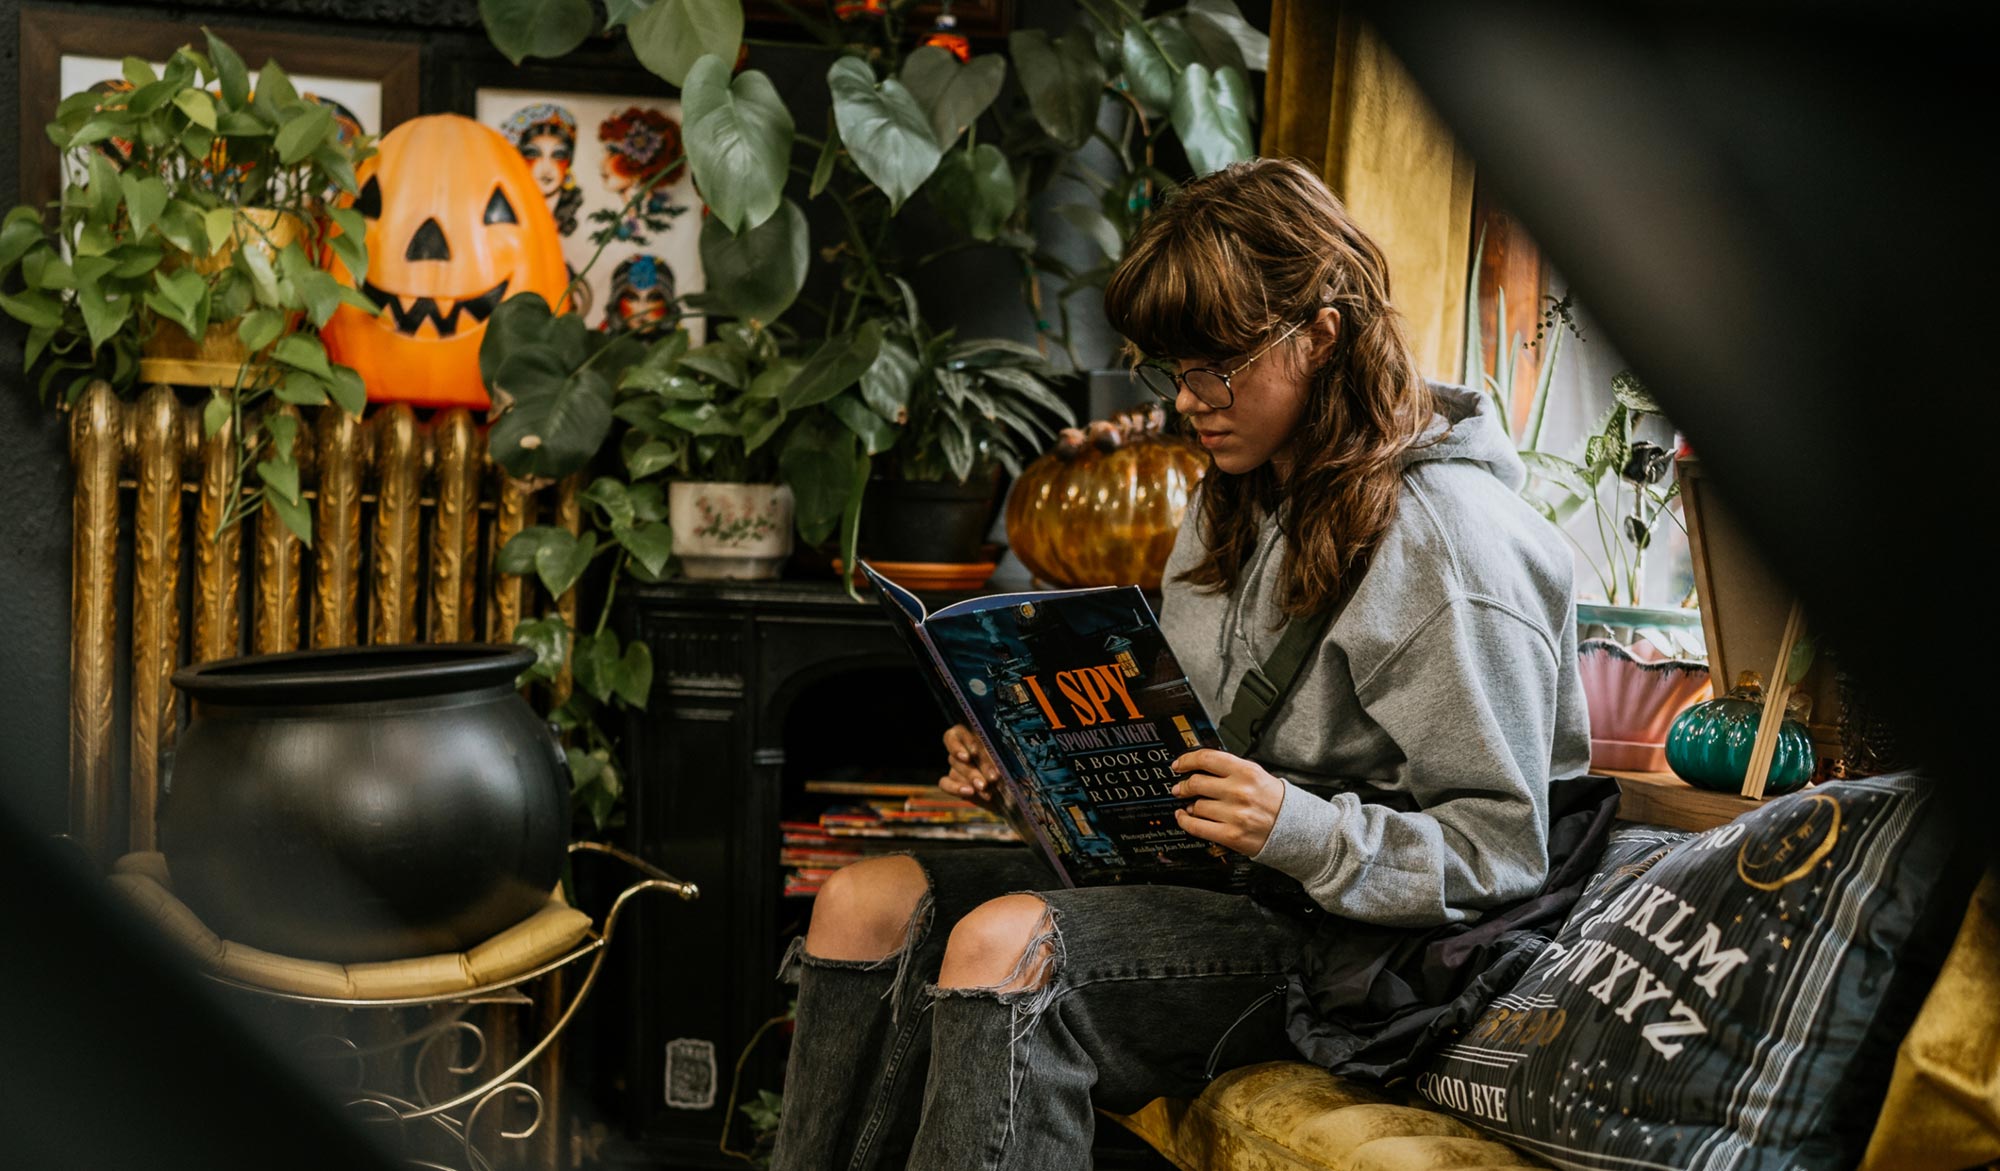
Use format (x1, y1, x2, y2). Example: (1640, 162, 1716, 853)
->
(1159, 384, 1592, 928)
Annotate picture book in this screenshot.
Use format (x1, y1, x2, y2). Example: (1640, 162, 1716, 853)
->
(860, 560, 1246, 890)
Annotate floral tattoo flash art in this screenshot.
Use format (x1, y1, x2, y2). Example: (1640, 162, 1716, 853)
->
(592, 106, 688, 244)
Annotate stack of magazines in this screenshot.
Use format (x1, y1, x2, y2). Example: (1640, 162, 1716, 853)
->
(779, 779, 1021, 897)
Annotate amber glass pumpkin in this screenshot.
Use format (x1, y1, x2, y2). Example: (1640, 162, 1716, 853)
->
(1005, 405, 1207, 590)
(322, 114, 569, 409)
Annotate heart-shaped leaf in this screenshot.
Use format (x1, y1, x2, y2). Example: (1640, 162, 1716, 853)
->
(265, 485, 314, 546)
(629, 0, 743, 88)
(928, 143, 1016, 242)
(1169, 63, 1255, 176)
(274, 334, 333, 379)
(827, 57, 943, 213)
(573, 628, 620, 701)
(625, 438, 681, 478)
(273, 372, 328, 406)
(174, 88, 218, 131)
(778, 413, 862, 545)
(0, 207, 45, 273)
(512, 615, 571, 683)
(237, 307, 285, 352)
(616, 521, 674, 580)
(480, 293, 557, 389)
(255, 456, 301, 504)
(1187, 0, 1270, 73)
(479, 0, 595, 65)
(76, 282, 132, 350)
(604, 0, 649, 28)
(583, 476, 637, 529)
(488, 348, 615, 480)
(627, 482, 668, 522)
(859, 338, 921, 423)
(498, 525, 561, 575)
(1120, 19, 1201, 115)
(327, 365, 366, 415)
(0, 290, 63, 331)
(1009, 25, 1105, 151)
(201, 390, 233, 439)
(275, 103, 333, 165)
(683, 57, 793, 234)
(205, 29, 252, 107)
(537, 529, 598, 599)
(695, 199, 808, 325)
(613, 640, 655, 707)
(782, 319, 883, 410)
(899, 46, 1006, 149)
(119, 173, 168, 240)
(827, 390, 898, 456)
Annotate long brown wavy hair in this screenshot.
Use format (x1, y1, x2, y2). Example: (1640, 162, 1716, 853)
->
(1102, 157, 1436, 617)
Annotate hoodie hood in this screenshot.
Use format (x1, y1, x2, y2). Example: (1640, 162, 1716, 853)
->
(1402, 381, 1527, 492)
(1192, 381, 1528, 664)
(1156, 379, 1591, 928)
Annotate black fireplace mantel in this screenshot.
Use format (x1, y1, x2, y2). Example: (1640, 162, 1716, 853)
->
(606, 578, 947, 1167)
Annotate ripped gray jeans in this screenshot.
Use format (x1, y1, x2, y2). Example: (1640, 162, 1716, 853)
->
(769, 847, 1311, 1171)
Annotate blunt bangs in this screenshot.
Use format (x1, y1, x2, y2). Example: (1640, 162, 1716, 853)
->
(1104, 198, 1273, 364)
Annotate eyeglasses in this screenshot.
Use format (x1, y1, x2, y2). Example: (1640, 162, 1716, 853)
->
(1135, 320, 1307, 411)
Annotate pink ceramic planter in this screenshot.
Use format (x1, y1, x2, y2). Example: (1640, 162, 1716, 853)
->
(1578, 638, 1713, 772)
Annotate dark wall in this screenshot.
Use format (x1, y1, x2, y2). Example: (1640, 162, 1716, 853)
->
(1, 0, 74, 833)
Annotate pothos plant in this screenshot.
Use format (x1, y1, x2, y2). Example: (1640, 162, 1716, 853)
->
(0, 30, 377, 543)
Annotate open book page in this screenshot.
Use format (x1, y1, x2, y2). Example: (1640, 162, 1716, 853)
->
(857, 563, 1069, 877)
(919, 586, 1242, 889)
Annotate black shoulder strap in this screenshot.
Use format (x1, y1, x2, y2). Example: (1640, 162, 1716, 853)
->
(1215, 559, 1365, 758)
(1217, 609, 1336, 757)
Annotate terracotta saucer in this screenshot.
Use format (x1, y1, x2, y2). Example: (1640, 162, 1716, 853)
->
(836, 559, 999, 592)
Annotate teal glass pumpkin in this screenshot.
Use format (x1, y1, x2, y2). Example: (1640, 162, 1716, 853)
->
(1665, 671, 1816, 794)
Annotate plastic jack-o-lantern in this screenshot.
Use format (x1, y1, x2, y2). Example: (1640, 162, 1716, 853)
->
(322, 114, 568, 410)
(1005, 404, 1207, 591)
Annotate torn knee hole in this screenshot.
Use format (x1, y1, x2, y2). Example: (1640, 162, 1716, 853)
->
(936, 895, 1064, 996)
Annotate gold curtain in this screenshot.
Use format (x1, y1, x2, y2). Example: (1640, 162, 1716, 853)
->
(1263, 0, 1476, 382)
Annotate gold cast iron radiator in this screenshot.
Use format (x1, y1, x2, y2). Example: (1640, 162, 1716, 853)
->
(66, 379, 581, 866)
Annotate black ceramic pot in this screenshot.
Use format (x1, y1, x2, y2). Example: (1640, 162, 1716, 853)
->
(859, 472, 1004, 563)
(162, 644, 568, 963)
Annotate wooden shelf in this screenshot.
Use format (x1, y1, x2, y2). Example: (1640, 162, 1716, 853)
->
(1599, 768, 1766, 832)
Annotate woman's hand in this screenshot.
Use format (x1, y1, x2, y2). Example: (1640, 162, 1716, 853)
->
(1170, 749, 1287, 857)
(940, 724, 1004, 814)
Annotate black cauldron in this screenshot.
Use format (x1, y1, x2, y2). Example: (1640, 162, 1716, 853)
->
(163, 644, 568, 963)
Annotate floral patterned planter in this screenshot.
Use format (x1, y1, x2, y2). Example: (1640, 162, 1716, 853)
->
(668, 482, 794, 580)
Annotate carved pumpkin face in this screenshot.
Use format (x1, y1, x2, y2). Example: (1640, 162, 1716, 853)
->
(322, 114, 568, 410)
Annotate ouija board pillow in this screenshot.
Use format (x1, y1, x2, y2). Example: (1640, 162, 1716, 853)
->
(1411, 773, 1974, 1171)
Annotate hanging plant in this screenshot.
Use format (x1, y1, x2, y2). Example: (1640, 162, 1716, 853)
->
(0, 30, 377, 544)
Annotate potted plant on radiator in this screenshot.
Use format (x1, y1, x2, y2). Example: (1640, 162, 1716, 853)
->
(0, 30, 375, 544)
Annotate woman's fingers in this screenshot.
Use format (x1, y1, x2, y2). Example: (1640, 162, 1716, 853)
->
(1171, 748, 1246, 777)
(1182, 797, 1237, 824)
(1170, 771, 1248, 801)
(942, 724, 999, 782)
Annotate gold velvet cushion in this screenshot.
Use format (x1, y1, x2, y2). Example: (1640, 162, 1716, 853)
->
(1858, 869, 2000, 1171)
(108, 851, 592, 1000)
(1111, 1062, 1547, 1171)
